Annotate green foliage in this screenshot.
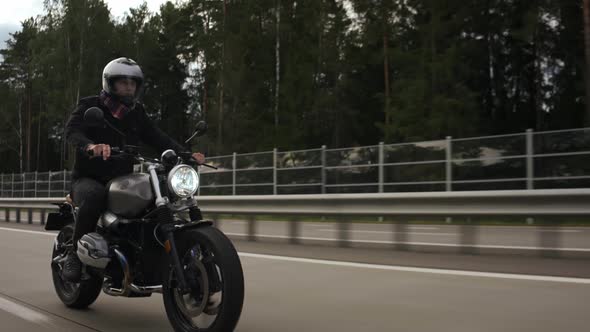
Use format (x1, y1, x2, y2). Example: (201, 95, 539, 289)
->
(0, 0, 585, 172)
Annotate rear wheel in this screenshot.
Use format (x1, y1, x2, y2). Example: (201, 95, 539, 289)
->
(51, 225, 103, 309)
(163, 226, 244, 332)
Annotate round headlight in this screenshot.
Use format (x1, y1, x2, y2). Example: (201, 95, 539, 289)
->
(168, 165, 199, 198)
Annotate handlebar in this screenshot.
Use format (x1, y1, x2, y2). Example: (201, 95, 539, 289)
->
(86, 145, 218, 169)
(178, 152, 218, 169)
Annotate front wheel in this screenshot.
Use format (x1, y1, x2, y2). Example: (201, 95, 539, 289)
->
(163, 226, 244, 332)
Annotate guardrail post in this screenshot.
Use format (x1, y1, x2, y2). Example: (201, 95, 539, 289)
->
(34, 171, 38, 198)
(338, 219, 350, 248)
(273, 148, 278, 195)
(232, 153, 237, 196)
(210, 214, 220, 229)
(28, 208, 33, 224)
(48, 171, 52, 198)
(538, 218, 561, 258)
(16, 208, 21, 223)
(11, 173, 14, 198)
(393, 220, 408, 251)
(459, 218, 477, 254)
(321, 145, 327, 194)
(4, 208, 9, 222)
(247, 216, 257, 241)
(40, 209, 46, 225)
(289, 217, 300, 244)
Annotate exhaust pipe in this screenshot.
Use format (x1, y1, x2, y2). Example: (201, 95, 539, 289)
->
(103, 248, 162, 296)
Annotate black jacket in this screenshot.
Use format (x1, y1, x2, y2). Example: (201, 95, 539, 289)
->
(65, 96, 186, 183)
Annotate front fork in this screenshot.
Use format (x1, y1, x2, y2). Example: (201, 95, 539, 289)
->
(148, 164, 189, 290)
(159, 206, 210, 292)
(157, 208, 189, 292)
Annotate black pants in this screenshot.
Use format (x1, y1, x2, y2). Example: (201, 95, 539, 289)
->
(71, 177, 108, 245)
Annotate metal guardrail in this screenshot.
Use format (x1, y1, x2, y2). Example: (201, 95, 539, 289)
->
(3, 188, 590, 215)
(0, 189, 588, 257)
(195, 189, 590, 216)
(1, 170, 71, 198)
(197, 127, 590, 195)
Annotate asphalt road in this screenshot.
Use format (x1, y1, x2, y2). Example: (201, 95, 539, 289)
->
(0, 223, 588, 332)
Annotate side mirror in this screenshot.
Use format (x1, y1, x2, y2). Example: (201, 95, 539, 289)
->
(194, 121, 208, 137)
(84, 107, 126, 139)
(84, 107, 104, 127)
(161, 149, 178, 165)
(184, 121, 208, 144)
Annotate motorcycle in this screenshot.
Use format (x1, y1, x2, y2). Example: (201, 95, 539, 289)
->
(45, 107, 244, 332)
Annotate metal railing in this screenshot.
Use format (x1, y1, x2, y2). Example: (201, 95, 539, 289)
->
(1, 170, 71, 198)
(3, 127, 590, 197)
(197, 127, 590, 195)
(0, 189, 588, 257)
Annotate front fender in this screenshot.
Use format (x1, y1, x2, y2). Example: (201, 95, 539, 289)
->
(173, 220, 214, 232)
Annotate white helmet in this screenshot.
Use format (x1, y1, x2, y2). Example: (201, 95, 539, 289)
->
(102, 57, 144, 104)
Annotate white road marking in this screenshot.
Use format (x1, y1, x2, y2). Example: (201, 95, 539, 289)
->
(0, 295, 53, 326)
(0, 227, 55, 237)
(239, 253, 590, 284)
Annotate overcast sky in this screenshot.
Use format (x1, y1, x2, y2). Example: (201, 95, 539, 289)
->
(0, 0, 172, 49)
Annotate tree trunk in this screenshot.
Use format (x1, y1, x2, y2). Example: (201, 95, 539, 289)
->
(36, 97, 41, 171)
(26, 86, 31, 172)
(203, 10, 210, 119)
(18, 99, 23, 174)
(77, 30, 84, 103)
(383, 31, 390, 126)
(274, 0, 281, 132)
(583, 0, 590, 125)
(485, 0, 496, 122)
(203, 60, 208, 118)
(217, 0, 227, 152)
(62, 31, 73, 169)
(382, 8, 391, 140)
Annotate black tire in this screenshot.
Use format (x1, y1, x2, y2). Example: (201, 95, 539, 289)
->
(51, 225, 103, 309)
(163, 226, 244, 332)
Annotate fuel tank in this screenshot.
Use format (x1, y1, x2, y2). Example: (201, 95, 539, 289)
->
(107, 173, 154, 218)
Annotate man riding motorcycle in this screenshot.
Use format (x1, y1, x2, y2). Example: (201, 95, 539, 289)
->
(63, 57, 205, 282)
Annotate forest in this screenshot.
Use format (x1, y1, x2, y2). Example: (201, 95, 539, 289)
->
(0, 0, 586, 173)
